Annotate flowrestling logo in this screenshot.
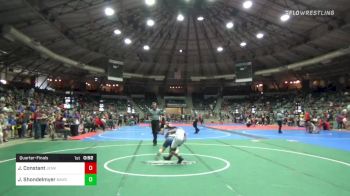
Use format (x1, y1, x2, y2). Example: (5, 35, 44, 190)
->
(285, 9, 335, 16)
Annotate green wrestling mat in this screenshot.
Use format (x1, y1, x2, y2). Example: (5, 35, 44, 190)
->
(1, 139, 350, 196)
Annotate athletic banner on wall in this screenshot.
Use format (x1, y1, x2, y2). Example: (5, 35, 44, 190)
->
(34, 75, 48, 89)
(235, 62, 253, 83)
(107, 59, 124, 82)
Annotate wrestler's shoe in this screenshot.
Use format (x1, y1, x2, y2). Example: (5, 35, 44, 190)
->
(163, 156, 171, 160)
(177, 156, 184, 164)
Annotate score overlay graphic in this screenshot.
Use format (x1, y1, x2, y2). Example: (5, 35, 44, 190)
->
(16, 154, 97, 186)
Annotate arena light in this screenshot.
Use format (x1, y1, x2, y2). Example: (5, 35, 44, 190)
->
(146, 19, 155, 27)
(0, 79, 7, 84)
(104, 7, 115, 16)
(113, 29, 121, 35)
(256, 33, 264, 39)
(243, 1, 253, 9)
(124, 38, 132, 45)
(226, 21, 234, 29)
(145, 0, 156, 6)
(240, 42, 247, 47)
(197, 16, 204, 21)
(179, 49, 183, 53)
(280, 14, 290, 22)
(217, 46, 223, 52)
(289, 80, 301, 84)
(177, 14, 184, 21)
(143, 45, 150, 51)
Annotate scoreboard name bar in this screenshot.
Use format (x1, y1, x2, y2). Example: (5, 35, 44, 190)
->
(16, 154, 97, 162)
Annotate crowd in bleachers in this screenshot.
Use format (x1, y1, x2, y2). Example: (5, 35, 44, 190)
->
(133, 93, 156, 113)
(0, 85, 134, 143)
(1, 84, 349, 144)
(192, 94, 217, 112)
(222, 91, 350, 131)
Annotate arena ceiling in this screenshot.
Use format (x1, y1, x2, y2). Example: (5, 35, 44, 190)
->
(0, 0, 350, 82)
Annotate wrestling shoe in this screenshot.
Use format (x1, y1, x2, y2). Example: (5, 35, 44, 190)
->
(177, 156, 184, 164)
(163, 156, 171, 160)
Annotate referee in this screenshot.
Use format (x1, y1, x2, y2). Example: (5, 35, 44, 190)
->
(276, 111, 283, 134)
(148, 102, 164, 146)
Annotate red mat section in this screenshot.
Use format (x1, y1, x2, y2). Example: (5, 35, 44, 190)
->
(69, 132, 100, 140)
(207, 125, 305, 131)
